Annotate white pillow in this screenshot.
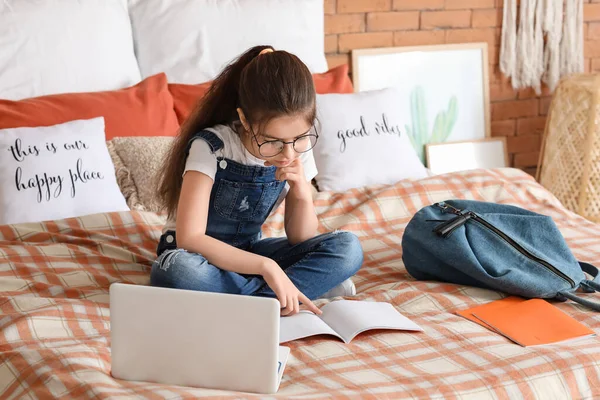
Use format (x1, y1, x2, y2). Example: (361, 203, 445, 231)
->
(314, 88, 428, 192)
(0, 0, 141, 100)
(0, 118, 129, 225)
(128, 0, 328, 83)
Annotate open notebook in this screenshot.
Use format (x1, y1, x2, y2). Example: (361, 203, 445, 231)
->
(280, 300, 423, 344)
(457, 297, 596, 347)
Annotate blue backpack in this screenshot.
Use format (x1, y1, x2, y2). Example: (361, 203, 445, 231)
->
(401, 200, 600, 311)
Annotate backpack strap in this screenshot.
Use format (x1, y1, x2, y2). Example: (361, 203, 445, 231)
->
(579, 262, 600, 281)
(558, 290, 600, 311)
(557, 262, 600, 311)
(579, 262, 600, 291)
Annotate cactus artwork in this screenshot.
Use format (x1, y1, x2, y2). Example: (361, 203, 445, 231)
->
(405, 86, 458, 163)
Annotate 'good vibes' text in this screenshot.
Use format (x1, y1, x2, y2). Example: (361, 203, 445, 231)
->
(337, 113, 402, 153)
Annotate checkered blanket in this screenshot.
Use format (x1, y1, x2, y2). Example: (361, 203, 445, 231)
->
(2, 168, 600, 399)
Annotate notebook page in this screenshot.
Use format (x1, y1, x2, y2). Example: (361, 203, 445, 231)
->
(279, 311, 341, 343)
(319, 300, 423, 343)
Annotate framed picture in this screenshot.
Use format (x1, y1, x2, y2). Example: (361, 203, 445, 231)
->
(425, 138, 508, 175)
(352, 43, 490, 163)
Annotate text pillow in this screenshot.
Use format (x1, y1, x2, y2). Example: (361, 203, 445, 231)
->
(0, 118, 129, 225)
(314, 88, 428, 192)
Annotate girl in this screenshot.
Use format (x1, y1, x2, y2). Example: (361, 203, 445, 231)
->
(152, 45, 363, 316)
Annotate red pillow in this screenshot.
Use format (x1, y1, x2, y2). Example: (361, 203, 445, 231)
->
(313, 64, 354, 95)
(169, 64, 354, 124)
(168, 82, 212, 126)
(0, 73, 180, 140)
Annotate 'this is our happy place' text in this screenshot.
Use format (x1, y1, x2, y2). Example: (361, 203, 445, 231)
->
(337, 113, 402, 153)
(8, 138, 105, 203)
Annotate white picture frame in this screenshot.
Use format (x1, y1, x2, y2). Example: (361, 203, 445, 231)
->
(425, 138, 508, 175)
(352, 43, 491, 163)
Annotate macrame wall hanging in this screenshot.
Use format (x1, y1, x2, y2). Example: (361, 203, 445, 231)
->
(500, 0, 584, 95)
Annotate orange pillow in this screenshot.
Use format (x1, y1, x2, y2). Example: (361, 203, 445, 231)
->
(313, 64, 354, 95)
(0, 73, 180, 140)
(169, 64, 354, 124)
(168, 81, 212, 126)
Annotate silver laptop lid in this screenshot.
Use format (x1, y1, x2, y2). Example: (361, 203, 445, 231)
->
(110, 283, 281, 393)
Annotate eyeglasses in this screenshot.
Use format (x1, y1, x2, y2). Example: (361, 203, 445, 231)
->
(250, 126, 319, 158)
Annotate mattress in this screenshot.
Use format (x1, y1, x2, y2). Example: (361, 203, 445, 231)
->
(1, 168, 599, 399)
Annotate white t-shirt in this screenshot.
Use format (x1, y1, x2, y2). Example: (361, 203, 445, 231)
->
(163, 124, 318, 232)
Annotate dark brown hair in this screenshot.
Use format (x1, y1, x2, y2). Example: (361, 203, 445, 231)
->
(157, 45, 316, 218)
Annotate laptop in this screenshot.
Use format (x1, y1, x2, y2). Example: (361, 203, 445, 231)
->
(109, 283, 290, 394)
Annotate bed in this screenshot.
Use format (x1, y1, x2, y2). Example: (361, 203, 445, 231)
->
(2, 168, 600, 399)
(3, 1, 600, 398)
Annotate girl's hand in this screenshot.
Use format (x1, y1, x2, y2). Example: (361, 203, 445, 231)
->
(265, 158, 312, 200)
(261, 259, 322, 317)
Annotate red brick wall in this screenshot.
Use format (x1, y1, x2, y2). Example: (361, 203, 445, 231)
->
(324, 0, 600, 175)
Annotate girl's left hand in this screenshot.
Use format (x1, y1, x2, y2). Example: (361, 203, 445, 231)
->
(266, 159, 312, 199)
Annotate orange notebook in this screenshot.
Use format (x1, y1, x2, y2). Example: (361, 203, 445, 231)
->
(456, 297, 524, 332)
(457, 297, 596, 347)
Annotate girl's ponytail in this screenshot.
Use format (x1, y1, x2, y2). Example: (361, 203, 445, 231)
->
(186, 45, 274, 134)
(157, 45, 273, 218)
(157, 44, 315, 218)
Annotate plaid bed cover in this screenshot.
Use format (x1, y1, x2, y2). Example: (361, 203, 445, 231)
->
(1, 168, 600, 399)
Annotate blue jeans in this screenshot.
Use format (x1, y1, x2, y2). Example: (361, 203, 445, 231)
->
(150, 231, 363, 300)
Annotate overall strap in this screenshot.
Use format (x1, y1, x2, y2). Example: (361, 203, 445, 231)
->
(186, 130, 225, 154)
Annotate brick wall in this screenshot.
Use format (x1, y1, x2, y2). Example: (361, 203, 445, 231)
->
(324, 0, 600, 175)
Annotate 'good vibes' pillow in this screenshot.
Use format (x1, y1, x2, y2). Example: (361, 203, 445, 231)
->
(0, 117, 129, 225)
(314, 88, 428, 192)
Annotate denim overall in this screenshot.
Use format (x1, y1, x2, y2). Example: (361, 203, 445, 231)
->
(151, 130, 363, 300)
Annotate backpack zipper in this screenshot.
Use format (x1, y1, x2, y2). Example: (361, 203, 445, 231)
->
(433, 202, 576, 288)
